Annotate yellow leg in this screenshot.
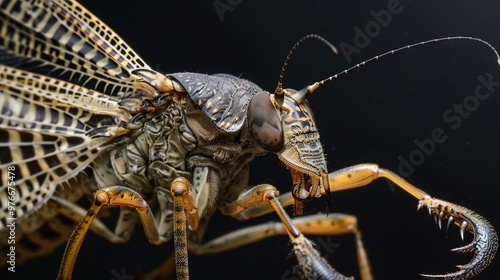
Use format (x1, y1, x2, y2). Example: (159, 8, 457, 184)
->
(46, 196, 135, 244)
(57, 186, 167, 280)
(188, 213, 372, 280)
(170, 177, 199, 280)
(219, 184, 355, 279)
(326, 163, 498, 279)
(57, 178, 202, 280)
(142, 184, 373, 280)
(223, 164, 495, 279)
(190, 213, 354, 253)
(204, 163, 496, 279)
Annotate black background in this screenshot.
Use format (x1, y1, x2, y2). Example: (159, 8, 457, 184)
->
(3, 0, 500, 279)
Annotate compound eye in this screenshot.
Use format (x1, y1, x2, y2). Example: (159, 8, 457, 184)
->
(247, 91, 284, 152)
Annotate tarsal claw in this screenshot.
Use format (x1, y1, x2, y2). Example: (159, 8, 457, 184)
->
(418, 197, 498, 280)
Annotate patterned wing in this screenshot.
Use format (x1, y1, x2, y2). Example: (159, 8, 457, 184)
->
(0, 0, 153, 96)
(0, 65, 128, 231)
(0, 0, 154, 230)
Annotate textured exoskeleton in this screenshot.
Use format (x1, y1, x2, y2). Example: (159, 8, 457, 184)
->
(0, 1, 497, 280)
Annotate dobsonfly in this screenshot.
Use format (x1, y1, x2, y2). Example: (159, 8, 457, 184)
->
(0, 0, 499, 279)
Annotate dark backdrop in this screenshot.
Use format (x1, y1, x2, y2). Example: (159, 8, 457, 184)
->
(3, 0, 500, 279)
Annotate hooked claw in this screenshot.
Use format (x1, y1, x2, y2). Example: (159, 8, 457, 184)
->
(417, 197, 498, 279)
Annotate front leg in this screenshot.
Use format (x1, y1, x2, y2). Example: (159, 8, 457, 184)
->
(209, 163, 497, 279)
(223, 184, 354, 280)
(57, 179, 202, 280)
(326, 163, 498, 279)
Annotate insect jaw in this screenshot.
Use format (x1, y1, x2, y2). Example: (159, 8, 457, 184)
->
(278, 140, 330, 201)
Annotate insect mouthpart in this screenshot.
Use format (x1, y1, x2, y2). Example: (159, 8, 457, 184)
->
(289, 168, 320, 201)
(279, 141, 332, 215)
(284, 165, 332, 216)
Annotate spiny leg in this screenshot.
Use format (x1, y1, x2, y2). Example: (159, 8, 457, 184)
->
(227, 163, 497, 278)
(222, 184, 354, 280)
(417, 198, 498, 280)
(188, 212, 372, 280)
(142, 184, 372, 280)
(325, 163, 498, 279)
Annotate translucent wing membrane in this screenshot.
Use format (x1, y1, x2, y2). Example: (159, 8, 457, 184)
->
(0, 0, 151, 96)
(0, 66, 128, 122)
(0, 0, 154, 230)
(0, 129, 107, 231)
(0, 66, 118, 231)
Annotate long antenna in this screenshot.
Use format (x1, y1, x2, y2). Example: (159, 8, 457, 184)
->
(274, 34, 338, 101)
(315, 36, 500, 90)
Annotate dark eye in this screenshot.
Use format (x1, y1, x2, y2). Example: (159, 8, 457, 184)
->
(247, 91, 284, 152)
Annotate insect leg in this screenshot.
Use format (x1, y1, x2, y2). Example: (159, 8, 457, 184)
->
(57, 186, 168, 280)
(325, 163, 498, 279)
(130, 177, 201, 280)
(47, 196, 135, 244)
(186, 212, 372, 280)
(169, 177, 199, 280)
(220, 184, 353, 279)
(221, 164, 497, 278)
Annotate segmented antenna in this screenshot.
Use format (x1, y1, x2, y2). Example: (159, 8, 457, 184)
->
(315, 36, 500, 90)
(274, 34, 338, 99)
